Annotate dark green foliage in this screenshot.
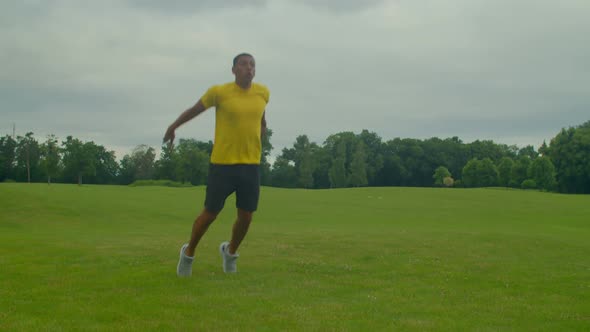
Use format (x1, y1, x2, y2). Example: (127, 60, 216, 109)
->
(546, 121, 590, 194)
(521, 179, 537, 190)
(3, 120, 589, 194)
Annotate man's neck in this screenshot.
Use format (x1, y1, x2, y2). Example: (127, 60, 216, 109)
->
(235, 80, 252, 90)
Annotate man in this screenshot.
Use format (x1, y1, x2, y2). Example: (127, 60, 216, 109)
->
(163, 53, 269, 276)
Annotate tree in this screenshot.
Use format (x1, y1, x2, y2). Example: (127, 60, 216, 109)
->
(547, 121, 590, 194)
(477, 158, 499, 187)
(357, 130, 384, 186)
(509, 157, 531, 188)
(348, 140, 368, 187)
(61, 136, 96, 185)
(270, 156, 297, 188)
(134, 145, 156, 180)
(461, 158, 480, 187)
(311, 146, 331, 189)
(175, 139, 209, 185)
(119, 145, 157, 184)
(433, 166, 451, 186)
(155, 143, 178, 181)
(528, 156, 556, 191)
(39, 134, 60, 184)
(0, 135, 17, 182)
(518, 145, 538, 160)
(15, 132, 41, 183)
(328, 140, 347, 188)
(292, 135, 315, 188)
(538, 141, 549, 156)
(378, 142, 406, 186)
(469, 140, 515, 162)
(260, 128, 274, 186)
(461, 158, 498, 187)
(92, 145, 119, 184)
(497, 157, 514, 187)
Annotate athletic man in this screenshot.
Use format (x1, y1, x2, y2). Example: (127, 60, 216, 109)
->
(163, 53, 269, 276)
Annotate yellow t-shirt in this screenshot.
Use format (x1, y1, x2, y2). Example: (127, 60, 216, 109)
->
(200, 82, 270, 165)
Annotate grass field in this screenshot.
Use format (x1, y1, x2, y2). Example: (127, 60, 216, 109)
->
(1, 183, 589, 331)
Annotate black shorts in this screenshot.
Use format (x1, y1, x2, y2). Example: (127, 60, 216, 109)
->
(204, 164, 260, 213)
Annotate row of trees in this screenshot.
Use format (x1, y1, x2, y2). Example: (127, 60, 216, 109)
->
(1, 121, 589, 193)
(0, 130, 273, 187)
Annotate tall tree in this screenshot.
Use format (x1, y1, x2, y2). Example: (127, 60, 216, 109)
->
(518, 145, 538, 160)
(357, 130, 384, 186)
(155, 143, 178, 181)
(92, 145, 119, 184)
(547, 121, 590, 194)
(477, 158, 499, 187)
(312, 146, 331, 189)
(61, 136, 96, 185)
(270, 156, 297, 188)
(328, 140, 347, 188)
(292, 135, 315, 188)
(0, 135, 17, 182)
(348, 140, 368, 187)
(260, 128, 274, 186)
(15, 132, 41, 183)
(461, 158, 480, 187)
(510, 157, 532, 188)
(39, 134, 61, 184)
(528, 156, 556, 191)
(175, 139, 209, 185)
(134, 145, 156, 180)
(497, 157, 514, 187)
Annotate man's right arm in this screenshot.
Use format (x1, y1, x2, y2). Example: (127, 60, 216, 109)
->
(163, 99, 207, 146)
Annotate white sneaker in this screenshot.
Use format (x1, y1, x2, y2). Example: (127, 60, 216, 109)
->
(177, 243, 194, 277)
(219, 241, 239, 273)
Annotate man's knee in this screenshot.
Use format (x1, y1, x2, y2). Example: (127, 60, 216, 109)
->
(237, 209, 254, 223)
(200, 209, 219, 224)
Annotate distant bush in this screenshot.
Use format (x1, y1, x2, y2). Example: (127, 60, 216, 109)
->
(521, 179, 537, 190)
(443, 177, 454, 187)
(3, 179, 16, 183)
(454, 180, 463, 188)
(129, 180, 193, 187)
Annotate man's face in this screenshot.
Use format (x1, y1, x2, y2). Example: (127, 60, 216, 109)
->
(232, 55, 256, 81)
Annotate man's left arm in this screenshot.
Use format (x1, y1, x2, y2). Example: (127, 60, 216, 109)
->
(261, 111, 267, 139)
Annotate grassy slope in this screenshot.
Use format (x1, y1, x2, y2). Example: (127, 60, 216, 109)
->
(1, 184, 589, 331)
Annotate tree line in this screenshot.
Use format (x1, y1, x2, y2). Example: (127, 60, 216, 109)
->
(1, 121, 589, 194)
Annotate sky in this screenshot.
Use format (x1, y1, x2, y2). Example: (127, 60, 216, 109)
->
(1, 0, 589, 161)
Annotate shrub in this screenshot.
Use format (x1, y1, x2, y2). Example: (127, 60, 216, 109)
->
(521, 179, 537, 190)
(129, 180, 193, 187)
(443, 177, 454, 187)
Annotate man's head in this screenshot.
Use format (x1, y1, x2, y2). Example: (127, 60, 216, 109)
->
(232, 53, 255, 87)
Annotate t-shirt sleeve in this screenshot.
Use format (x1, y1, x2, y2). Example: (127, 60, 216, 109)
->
(200, 85, 218, 109)
(263, 86, 270, 104)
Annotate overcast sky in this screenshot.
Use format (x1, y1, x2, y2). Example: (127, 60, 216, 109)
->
(1, 0, 589, 160)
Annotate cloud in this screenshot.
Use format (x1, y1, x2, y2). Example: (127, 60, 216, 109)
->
(1, 0, 588, 160)
(126, 0, 268, 15)
(294, 0, 387, 13)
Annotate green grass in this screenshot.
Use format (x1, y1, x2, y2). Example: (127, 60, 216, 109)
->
(1, 183, 589, 331)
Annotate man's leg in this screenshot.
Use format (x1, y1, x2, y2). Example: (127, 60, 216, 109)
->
(219, 208, 252, 273)
(185, 208, 219, 257)
(228, 208, 253, 254)
(177, 208, 219, 277)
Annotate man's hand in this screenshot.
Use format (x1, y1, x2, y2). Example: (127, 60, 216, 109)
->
(162, 100, 206, 148)
(163, 126, 176, 148)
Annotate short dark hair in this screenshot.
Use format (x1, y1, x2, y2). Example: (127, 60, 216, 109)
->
(233, 53, 253, 67)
